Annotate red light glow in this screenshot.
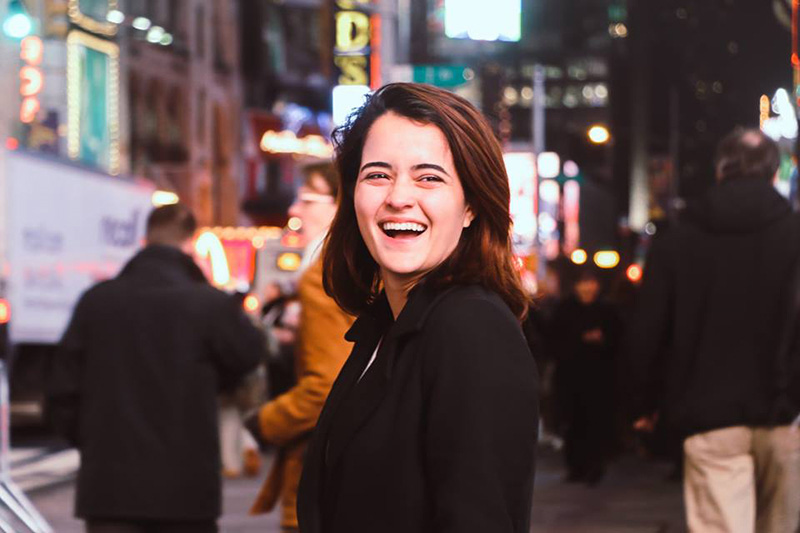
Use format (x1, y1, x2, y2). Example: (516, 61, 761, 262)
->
(626, 264, 643, 283)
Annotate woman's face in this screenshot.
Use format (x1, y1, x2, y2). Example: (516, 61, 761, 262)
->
(354, 112, 474, 290)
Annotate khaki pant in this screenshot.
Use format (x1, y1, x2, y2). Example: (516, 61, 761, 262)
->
(683, 426, 800, 533)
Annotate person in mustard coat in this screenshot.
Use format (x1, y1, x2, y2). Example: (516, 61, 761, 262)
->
(248, 163, 354, 532)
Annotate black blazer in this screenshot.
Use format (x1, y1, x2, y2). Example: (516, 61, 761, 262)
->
(297, 283, 539, 533)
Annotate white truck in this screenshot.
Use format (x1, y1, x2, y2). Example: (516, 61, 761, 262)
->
(1, 149, 155, 424)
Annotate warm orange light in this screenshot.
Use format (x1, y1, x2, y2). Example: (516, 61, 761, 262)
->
(277, 252, 302, 272)
(20, 97, 39, 123)
(5, 138, 18, 151)
(20, 66, 43, 96)
(281, 233, 302, 248)
(571, 249, 588, 265)
(243, 295, 260, 312)
(626, 264, 643, 283)
(593, 250, 620, 269)
(0, 300, 11, 324)
(588, 125, 611, 144)
(20, 36, 43, 65)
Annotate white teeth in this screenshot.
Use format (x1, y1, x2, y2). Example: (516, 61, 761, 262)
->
(382, 222, 426, 233)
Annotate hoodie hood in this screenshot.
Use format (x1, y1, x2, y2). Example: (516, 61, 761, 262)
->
(685, 179, 791, 234)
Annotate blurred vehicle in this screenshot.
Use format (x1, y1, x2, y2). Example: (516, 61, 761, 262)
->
(2, 149, 155, 425)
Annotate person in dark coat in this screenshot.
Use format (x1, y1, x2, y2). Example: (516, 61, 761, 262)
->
(46, 203, 265, 533)
(551, 268, 621, 484)
(296, 83, 539, 533)
(628, 129, 800, 532)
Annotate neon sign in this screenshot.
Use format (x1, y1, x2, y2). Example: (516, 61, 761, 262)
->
(259, 130, 333, 158)
(19, 36, 43, 124)
(334, 0, 372, 87)
(195, 231, 231, 286)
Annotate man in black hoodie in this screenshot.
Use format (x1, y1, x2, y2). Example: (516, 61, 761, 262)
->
(629, 129, 800, 533)
(47, 204, 265, 533)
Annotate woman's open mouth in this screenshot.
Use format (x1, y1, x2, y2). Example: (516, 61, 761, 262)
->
(381, 221, 428, 239)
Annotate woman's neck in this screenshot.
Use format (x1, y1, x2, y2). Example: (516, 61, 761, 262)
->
(382, 273, 421, 319)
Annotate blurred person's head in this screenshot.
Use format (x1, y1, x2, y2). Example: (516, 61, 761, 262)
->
(146, 203, 197, 254)
(288, 161, 339, 242)
(323, 82, 527, 319)
(574, 269, 601, 305)
(714, 128, 780, 183)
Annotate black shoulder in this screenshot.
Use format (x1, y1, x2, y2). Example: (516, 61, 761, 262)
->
(429, 285, 518, 326)
(419, 285, 538, 392)
(422, 285, 529, 360)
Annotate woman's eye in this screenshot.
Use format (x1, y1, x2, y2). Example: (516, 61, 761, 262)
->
(364, 172, 389, 181)
(419, 175, 444, 183)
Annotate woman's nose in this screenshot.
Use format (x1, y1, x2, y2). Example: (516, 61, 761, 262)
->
(385, 178, 415, 209)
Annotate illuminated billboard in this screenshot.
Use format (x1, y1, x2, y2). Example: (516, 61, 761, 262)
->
(444, 0, 521, 42)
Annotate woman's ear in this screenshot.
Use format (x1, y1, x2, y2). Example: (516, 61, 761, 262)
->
(463, 207, 475, 228)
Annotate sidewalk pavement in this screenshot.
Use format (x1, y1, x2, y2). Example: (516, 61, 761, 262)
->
(19, 446, 685, 532)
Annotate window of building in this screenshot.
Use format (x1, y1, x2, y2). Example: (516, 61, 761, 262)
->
(196, 5, 205, 58)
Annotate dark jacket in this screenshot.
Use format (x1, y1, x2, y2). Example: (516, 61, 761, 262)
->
(46, 245, 265, 521)
(297, 283, 539, 533)
(628, 179, 800, 437)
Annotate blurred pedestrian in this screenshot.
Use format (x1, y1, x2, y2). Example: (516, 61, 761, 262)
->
(629, 128, 800, 533)
(45, 203, 265, 533)
(551, 268, 621, 484)
(247, 162, 355, 533)
(260, 285, 300, 400)
(296, 83, 539, 533)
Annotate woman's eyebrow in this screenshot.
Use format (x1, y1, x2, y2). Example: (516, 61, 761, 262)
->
(359, 161, 451, 177)
(411, 163, 450, 176)
(360, 161, 392, 172)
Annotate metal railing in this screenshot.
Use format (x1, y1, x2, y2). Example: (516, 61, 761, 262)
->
(0, 361, 51, 533)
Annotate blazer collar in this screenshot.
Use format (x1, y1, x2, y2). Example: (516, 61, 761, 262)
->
(321, 282, 461, 471)
(344, 281, 458, 344)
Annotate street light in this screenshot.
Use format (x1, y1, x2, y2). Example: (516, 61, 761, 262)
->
(588, 124, 611, 144)
(2, 0, 32, 40)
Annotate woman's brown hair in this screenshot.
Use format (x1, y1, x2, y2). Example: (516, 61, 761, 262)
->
(323, 83, 528, 319)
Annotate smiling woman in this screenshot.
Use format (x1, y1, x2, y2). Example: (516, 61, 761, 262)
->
(296, 83, 540, 533)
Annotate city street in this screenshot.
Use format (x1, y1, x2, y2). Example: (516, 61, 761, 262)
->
(22, 446, 685, 532)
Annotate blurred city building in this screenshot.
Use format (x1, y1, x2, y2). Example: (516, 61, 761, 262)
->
(239, 0, 334, 226)
(123, 0, 244, 226)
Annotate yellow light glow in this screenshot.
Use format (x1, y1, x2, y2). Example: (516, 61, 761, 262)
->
(277, 252, 302, 272)
(195, 232, 230, 286)
(243, 295, 260, 312)
(335, 10, 370, 53)
(287, 217, 302, 231)
(151, 190, 179, 207)
(252, 236, 266, 249)
(571, 249, 588, 265)
(259, 130, 334, 158)
(760, 94, 770, 129)
(594, 250, 620, 269)
(588, 125, 610, 144)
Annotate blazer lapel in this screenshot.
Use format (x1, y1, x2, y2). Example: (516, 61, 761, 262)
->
(324, 333, 395, 468)
(297, 311, 384, 533)
(324, 284, 451, 469)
